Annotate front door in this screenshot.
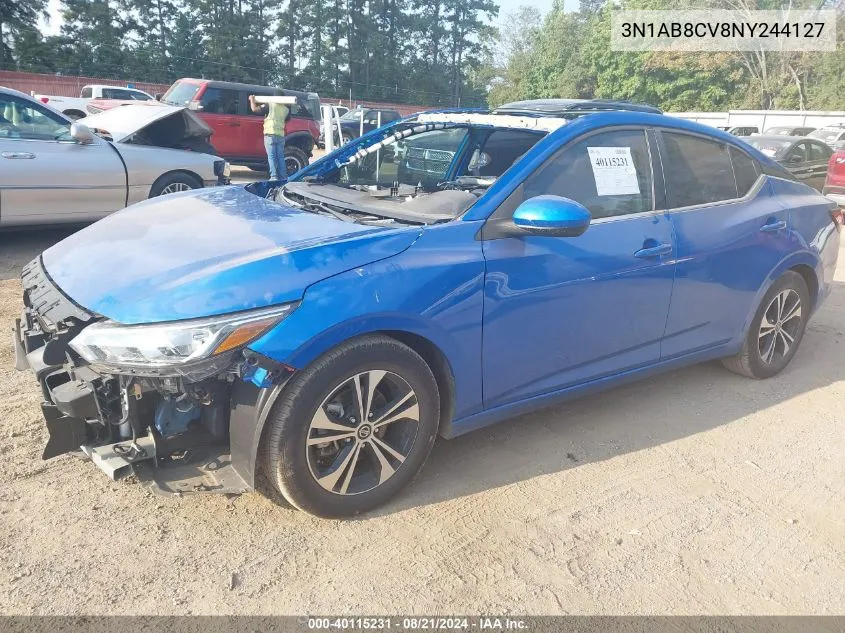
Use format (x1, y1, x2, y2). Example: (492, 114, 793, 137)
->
(0, 93, 125, 226)
(481, 127, 676, 409)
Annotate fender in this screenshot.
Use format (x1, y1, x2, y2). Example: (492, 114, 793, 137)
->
(231, 319, 461, 488)
(284, 130, 315, 154)
(731, 248, 822, 349)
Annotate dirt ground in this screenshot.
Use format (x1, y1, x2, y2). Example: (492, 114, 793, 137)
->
(0, 227, 843, 616)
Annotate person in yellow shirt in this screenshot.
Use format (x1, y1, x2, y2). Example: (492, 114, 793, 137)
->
(249, 94, 289, 181)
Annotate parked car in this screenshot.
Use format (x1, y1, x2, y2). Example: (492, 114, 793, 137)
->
(15, 101, 840, 518)
(727, 126, 759, 136)
(764, 125, 817, 136)
(742, 135, 833, 191)
(34, 84, 155, 120)
(160, 78, 320, 174)
(338, 107, 402, 141)
(823, 150, 845, 208)
(809, 124, 845, 151)
(0, 87, 228, 226)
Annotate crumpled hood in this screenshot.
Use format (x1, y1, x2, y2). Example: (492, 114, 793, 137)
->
(42, 186, 421, 324)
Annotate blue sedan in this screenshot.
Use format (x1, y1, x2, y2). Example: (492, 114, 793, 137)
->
(15, 100, 841, 517)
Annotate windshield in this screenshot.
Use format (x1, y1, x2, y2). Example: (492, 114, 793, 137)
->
(162, 81, 201, 106)
(765, 127, 794, 135)
(809, 128, 841, 143)
(744, 137, 793, 158)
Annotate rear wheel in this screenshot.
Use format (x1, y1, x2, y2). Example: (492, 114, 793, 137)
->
(262, 335, 440, 518)
(722, 271, 810, 379)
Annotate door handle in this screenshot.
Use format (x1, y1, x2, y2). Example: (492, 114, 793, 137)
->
(760, 219, 787, 233)
(634, 243, 672, 258)
(2, 152, 35, 159)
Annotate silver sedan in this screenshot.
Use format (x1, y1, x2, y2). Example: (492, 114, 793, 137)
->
(0, 86, 229, 227)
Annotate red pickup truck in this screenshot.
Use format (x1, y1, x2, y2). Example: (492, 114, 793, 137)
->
(160, 79, 321, 174)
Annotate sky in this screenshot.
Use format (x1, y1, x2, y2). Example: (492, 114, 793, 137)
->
(42, 0, 563, 36)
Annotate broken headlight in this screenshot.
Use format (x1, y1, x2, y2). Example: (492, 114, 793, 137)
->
(69, 304, 296, 378)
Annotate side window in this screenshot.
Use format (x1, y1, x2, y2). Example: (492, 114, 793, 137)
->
(730, 147, 759, 197)
(247, 90, 275, 117)
(129, 91, 151, 101)
(809, 142, 829, 162)
(662, 132, 738, 207)
(200, 88, 239, 115)
(0, 95, 71, 141)
(80, 86, 93, 98)
(785, 142, 808, 163)
(524, 128, 654, 220)
(102, 88, 134, 100)
(464, 129, 543, 178)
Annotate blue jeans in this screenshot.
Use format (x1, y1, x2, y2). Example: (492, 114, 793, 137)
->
(264, 134, 286, 181)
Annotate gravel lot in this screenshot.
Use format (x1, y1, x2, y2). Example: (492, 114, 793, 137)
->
(0, 224, 843, 615)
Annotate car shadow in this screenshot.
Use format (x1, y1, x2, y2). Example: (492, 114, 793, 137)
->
(0, 228, 79, 281)
(366, 279, 845, 518)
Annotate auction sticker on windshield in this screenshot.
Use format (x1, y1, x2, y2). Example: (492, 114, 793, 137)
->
(588, 146, 640, 196)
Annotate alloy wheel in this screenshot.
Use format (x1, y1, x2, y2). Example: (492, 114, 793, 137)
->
(306, 370, 420, 496)
(160, 182, 193, 195)
(758, 288, 802, 365)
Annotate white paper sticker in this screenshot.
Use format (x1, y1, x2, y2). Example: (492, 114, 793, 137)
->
(587, 147, 640, 196)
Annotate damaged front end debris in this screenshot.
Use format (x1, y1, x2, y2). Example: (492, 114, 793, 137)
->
(14, 256, 295, 496)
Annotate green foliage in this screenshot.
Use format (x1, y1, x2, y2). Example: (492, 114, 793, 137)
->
(2, 0, 495, 106)
(488, 0, 845, 112)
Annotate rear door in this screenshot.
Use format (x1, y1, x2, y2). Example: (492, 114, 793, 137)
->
(0, 92, 125, 226)
(198, 86, 241, 159)
(658, 131, 792, 358)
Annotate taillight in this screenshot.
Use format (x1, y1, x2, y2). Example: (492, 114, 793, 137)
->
(39, 97, 49, 103)
(831, 208, 844, 232)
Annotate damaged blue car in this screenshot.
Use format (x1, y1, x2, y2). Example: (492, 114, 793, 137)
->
(14, 99, 841, 517)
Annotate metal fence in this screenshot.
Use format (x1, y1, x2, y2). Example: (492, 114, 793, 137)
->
(0, 70, 432, 115)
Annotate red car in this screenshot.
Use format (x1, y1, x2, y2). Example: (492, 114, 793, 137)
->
(824, 150, 845, 209)
(161, 79, 321, 173)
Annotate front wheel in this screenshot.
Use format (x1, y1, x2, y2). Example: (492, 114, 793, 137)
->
(284, 146, 309, 175)
(722, 270, 810, 379)
(149, 172, 202, 197)
(262, 335, 440, 518)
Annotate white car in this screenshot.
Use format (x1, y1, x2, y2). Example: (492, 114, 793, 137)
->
(0, 87, 229, 227)
(33, 84, 156, 120)
(808, 124, 845, 151)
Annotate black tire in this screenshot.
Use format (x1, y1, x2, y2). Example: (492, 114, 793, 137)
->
(284, 145, 309, 175)
(149, 172, 203, 197)
(722, 270, 810, 379)
(262, 335, 440, 518)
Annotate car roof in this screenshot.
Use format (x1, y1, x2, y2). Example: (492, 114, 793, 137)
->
(173, 78, 313, 99)
(492, 98, 662, 117)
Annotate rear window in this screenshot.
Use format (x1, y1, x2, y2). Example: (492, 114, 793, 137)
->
(730, 147, 759, 196)
(162, 81, 202, 107)
(744, 137, 793, 158)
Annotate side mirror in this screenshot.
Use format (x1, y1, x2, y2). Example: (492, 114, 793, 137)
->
(70, 122, 95, 145)
(789, 154, 803, 163)
(512, 195, 591, 237)
(154, 93, 163, 101)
